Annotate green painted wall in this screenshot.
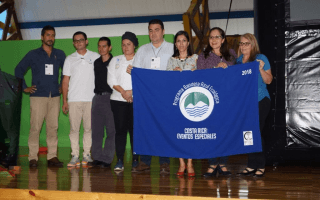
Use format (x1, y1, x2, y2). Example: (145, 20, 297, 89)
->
(0, 34, 174, 148)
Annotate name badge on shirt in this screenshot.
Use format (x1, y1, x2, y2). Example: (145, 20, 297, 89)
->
(151, 57, 160, 69)
(45, 64, 53, 75)
(116, 59, 120, 69)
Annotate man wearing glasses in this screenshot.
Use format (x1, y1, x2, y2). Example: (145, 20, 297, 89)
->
(15, 25, 66, 168)
(62, 31, 100, 167)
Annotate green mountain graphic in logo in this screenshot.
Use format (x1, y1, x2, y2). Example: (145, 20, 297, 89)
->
(184, 92, 209, 108)
(179, 87, 215, 121)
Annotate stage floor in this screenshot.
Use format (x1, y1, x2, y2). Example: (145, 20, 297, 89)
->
(1, 147, 320, 199)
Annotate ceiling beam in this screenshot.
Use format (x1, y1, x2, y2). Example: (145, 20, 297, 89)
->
(0, 2, 11, 13)
(1, 0, 23, 41)
(7, 31, 18, 40)
(11, 4, 22, 40)
(2, 2, 13, 40)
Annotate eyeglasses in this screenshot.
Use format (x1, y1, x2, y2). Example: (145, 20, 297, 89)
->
(210, 35, 222, 39)
(239, 42, 251, 46)
(73, 39, 85, 44)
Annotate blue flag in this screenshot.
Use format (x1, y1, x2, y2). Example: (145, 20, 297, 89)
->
(132, 62, 261, 159)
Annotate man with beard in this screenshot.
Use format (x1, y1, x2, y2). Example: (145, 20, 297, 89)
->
(15, 25, 66, 167)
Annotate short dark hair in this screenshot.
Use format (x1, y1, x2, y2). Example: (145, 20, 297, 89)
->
(41, 25, 55, 36)
(172, 31, 193, 57)
(98, 37, 111, 46)
(148, 19, 164, 30)
(73, 31, 87, 41)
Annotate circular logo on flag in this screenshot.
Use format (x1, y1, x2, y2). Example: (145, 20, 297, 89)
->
(179, 87, 214, 122)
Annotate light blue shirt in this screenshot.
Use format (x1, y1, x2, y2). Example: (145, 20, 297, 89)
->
(132, 40, 173, 71)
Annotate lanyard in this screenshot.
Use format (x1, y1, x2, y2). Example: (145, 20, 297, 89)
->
(152, 45, 163, 58)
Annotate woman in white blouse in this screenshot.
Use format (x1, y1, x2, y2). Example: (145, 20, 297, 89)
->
(107, 32, 139, 172)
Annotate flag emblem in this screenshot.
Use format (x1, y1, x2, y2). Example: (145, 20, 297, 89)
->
(179, 87, 214, 122)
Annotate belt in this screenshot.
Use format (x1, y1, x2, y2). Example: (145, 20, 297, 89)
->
(95, 92, 110, 95)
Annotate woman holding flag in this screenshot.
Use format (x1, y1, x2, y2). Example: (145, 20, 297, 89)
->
(167, 30, 198, 177)
(197, 27, 237, 177)
(167, 31, 198, 72)
(236, 33, 272, 177)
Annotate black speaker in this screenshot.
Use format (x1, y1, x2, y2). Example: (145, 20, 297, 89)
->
(254, 0, 287, 165)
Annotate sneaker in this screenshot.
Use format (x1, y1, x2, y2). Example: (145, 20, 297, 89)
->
(114, 170, 123, 176)
(114, 159, 124, 171)
(88, 160, 102, 167)
(67, 156, 80, 167)
(132, 159, 139, 168)
(132, 161, 150, 172)
(82, 154, 93, 165)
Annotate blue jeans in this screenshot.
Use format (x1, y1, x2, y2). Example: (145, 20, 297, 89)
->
(208, 156, 228, 166)
(140, 155, 170, 166)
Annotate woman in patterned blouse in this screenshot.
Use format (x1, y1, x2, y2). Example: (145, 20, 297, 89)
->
(167, 31, 197, 177)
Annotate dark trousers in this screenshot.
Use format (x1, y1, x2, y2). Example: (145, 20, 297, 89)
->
(140, 155, 170, 166)
(208, 156, 228, 166)
(91, 94, 116, 164)
(247, 97, 270, 169)
(111, 100, 138, 161)
(0, 103, 20, 155)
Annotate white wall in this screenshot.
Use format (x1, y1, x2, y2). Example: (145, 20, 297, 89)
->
(16, 0, 253, 22)
(21, 18, 253, 40)
(16, 0, 254, 40)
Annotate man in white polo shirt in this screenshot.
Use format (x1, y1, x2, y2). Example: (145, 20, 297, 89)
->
(62, 31, 100, 167)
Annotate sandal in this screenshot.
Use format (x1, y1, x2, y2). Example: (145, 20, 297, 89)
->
(202, 166, 218, 177)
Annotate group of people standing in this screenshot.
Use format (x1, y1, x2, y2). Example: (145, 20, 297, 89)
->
(13, 18, 272, 178)
(195, 27, 272, 178)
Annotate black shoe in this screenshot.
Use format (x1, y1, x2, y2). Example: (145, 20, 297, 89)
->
(202, 166, 218, 177)
(99, 161, 111, 168)
(0, 143, 8, 160)
(237, 168, 256, 176)
(29, 159, 38, 167)
(132, 161, 150, 172)
(160, 163, 170, 174)
(88, 160, 102, 167)
(217, 165, 232, 176)
(1, 154, 17, 167)
(47, 157, 63, 167)
(253, 169, 265, 177)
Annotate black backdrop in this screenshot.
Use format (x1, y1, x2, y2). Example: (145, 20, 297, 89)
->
(254, 0, 320, 165)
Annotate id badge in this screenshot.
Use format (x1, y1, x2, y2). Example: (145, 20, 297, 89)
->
(151, 57, 160, 69)
(115, 58, 120, 69)
(45, 64, 54, 75)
